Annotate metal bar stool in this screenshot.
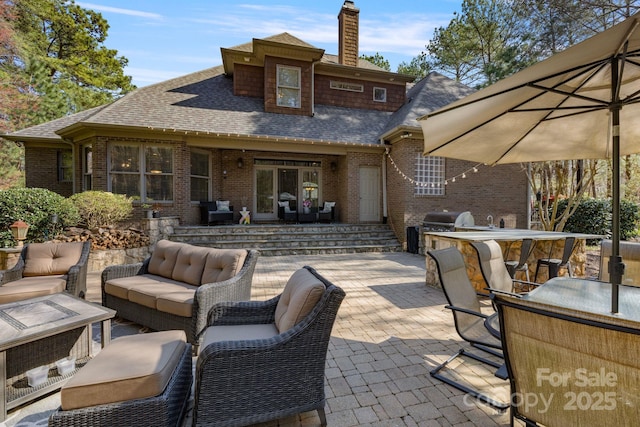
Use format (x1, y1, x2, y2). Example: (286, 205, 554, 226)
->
(504, 238, 534, 282)
(534, 236, 575, 282)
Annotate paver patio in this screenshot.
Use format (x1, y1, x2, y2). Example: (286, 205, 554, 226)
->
(11, 252, 514, 426)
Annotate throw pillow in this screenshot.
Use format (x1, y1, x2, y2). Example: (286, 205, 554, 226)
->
(322, 201, 336, 212)
(216, 200, 230, 212)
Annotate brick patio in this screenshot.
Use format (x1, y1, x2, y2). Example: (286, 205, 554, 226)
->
(81, 252, 514, 426)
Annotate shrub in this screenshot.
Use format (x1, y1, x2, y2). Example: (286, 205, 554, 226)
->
(69, 191, 133, 229)
(558, 198, 640, 242)
(0, 188, 80, 244)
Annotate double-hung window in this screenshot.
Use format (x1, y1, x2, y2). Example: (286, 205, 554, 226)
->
(58, 150, 73, 182)
(109, 144, 174, 202)
(415, 155, 445, 196)
(190, 150, 210, 202)
(277, 65, 301, 108)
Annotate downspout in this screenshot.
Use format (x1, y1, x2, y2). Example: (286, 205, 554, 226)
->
(382, 143, 388, 224)
(311, 59, 321, 116)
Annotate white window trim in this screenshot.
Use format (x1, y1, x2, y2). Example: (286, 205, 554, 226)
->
(276, 64, 301, 108)
(373, 87, 387, 102)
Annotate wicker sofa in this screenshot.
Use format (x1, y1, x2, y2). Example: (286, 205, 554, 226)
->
(0, 241, 90, 302)
(101, 240, 259, 348)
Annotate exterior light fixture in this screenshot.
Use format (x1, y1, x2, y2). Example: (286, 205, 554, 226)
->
(10, 220, 29, 248)
(330, 162, 337, 172)
(237, 158, 244, 168)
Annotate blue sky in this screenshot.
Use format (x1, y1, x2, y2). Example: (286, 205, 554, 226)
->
(76, 1, 461, 87)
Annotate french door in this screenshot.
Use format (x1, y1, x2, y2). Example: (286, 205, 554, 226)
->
(253, 165, 320, 221)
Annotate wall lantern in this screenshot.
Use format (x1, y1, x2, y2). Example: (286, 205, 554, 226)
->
(237, 157, 244, 169)
(330, 161, 337, 172)
(10, 220, 29, 248)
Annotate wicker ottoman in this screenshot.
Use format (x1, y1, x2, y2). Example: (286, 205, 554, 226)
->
(48, 330, 192, 427)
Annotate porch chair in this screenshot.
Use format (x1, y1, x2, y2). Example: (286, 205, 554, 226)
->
(0, 241, 91, 302)
(427, 247, 508, 410)
(277, 200, 297, 223)
(493, 291, 640, 426)
(534, 236, 575, 282)
(193, 266, 345, 427)
(317, 201, 336, 223)
(504, 238, 533, 282)
(471, 240, 540, 296)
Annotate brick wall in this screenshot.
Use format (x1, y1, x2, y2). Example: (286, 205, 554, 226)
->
(263, 56, 313, 116)
(234, 63, 264, 97)
(314, 75, 405, 112)
(387, 137, 529, 246)
(25, 146, 73, 196)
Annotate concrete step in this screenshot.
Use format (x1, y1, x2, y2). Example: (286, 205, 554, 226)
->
(169, 224, 402, 256)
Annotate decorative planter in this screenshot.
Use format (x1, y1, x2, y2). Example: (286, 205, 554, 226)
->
(303, 207, 311, 214)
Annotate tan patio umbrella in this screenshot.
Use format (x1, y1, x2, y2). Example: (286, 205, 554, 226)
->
(418, 13, 640, 313)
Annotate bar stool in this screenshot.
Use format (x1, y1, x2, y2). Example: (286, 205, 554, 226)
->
(534, 237, 575, 282)
(505, 238, 533, 282)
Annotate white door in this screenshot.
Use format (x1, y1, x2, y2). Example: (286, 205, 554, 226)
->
(359, 166, 380, 222)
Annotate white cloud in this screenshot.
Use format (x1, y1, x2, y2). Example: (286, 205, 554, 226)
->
(77, 2, 163, 20)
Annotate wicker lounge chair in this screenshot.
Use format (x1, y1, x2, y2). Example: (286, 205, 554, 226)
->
(193, 266, 345, 427)
(427, 247, 508, 410)
(0, 241, 91, 301)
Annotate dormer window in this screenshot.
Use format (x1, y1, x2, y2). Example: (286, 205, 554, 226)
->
(373, 87, 387, 102)
(277, 65, 301, 108)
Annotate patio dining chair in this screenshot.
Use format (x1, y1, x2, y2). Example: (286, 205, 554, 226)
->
(471, 240, 540, 296)
(534, 236, 575, 282)
(427, 247, 508, 410)
(493, 291, 640, 426)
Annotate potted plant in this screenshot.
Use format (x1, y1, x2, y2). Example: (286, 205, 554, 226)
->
(303, 199, 311, 214)
(141, 203, 153, 219)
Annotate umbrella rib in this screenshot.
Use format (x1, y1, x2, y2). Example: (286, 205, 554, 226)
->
(527, 83, 608, 106)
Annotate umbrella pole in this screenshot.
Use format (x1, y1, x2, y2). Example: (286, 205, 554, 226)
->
(610, 58, 623, 314)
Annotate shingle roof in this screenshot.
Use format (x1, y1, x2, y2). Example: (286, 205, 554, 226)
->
(4, 67, 471, 146)
(382, 72, 476, 134)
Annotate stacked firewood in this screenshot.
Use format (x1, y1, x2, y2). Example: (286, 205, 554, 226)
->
(53, 227, 150, 250)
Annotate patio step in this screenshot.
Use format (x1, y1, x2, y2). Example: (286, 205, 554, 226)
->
(169, 224, 402, 256)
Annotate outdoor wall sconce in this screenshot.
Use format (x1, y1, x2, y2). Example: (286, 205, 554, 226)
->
(330, 161, 337, 172)
(237, 157, 244, 168)
(10, 220, 29, 248)
(223, 170, 227, 179)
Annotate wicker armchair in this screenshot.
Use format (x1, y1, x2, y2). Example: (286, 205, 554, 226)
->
(0, 241, 91, 301)
(193, 266, 346, 427)
(101, 246, 259, 347)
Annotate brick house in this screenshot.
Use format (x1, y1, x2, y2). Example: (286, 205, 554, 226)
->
(2, 1, 529, 246)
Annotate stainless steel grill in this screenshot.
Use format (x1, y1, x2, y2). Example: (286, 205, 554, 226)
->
(422, 211, 475, 232)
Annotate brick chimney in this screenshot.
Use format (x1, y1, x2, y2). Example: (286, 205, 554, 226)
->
(338, 0, 359, 67)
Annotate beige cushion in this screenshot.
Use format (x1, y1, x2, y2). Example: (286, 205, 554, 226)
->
(274, 268, 325, 332)
(156, 290, 195, 317)
(201, 249, 247, 284)
(61, 330, 186, 410)
(0, 276, 66, 304)
(128, 281, 197, 310)
(171, 244, 210, 286)
(202, 324, 279, 348)
(104, 274, 189, 300)
(147, 240, 182, 278)
(23, 242, 83, 277)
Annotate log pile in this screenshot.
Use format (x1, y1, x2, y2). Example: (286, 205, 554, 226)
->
(53, 227, 150, 250)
